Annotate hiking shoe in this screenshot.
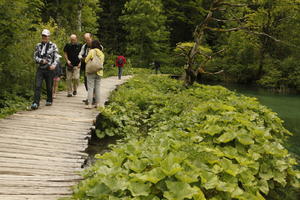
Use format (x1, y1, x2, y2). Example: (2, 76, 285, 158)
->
(45, 102, 52, 106)
(73, 91, 77, 96)
(82, 99, 88, 105)
(30, 103, 39, 110)
(92, 97, 96, 105)
(85, 105, 93, 109)
(67, 94, 72, 97)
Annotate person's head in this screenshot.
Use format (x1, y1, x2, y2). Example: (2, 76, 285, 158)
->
(70, 34, 77, 44)
(91, 40, 102, 50)
(41, 29, 50, 43)
(84, 33, 92, 46)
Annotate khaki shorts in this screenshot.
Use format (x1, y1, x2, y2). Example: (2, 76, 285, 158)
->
(66, 67, 80, 80)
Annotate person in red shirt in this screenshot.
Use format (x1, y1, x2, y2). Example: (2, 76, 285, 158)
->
(116, 55, 126, 80)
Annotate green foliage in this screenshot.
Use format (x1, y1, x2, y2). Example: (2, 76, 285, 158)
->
(41, 0, 100, 34)
(101, 54, 152, 78)
(174, 42, 213, 68)
(97, 0, 127, 54)
(120, 0, 170, 67)
(211, 31, 260, 83)
(160, 66, 184, 75)
(70, 75, 300, 200)
(0, 91, 32, 119)
(0, 0, 68, 115)
(161, 0, 206, 46)
(212, 0, 300, 90)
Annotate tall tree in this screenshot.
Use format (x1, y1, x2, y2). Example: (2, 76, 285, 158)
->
(97, 0, 127, 54)
(41, 0, 100, 34)
(0, 0, 43, 94)
(245, 0, 300, 79)
(120, 0, 170, 67)
(162, 0, 207, 47)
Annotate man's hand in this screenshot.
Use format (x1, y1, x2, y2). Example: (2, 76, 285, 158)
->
(41, 59, 48, 64)
(67, 60, 72, 66)
(49, 65, 56, 70)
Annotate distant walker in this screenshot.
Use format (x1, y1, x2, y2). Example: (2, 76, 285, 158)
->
(116, 55, 126, 80)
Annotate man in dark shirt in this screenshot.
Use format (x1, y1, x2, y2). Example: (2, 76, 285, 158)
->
(78, 33, 93, 92)
(64, 34, 82, 97)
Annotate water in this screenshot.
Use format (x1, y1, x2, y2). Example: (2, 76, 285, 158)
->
(222, 84, 300, 157)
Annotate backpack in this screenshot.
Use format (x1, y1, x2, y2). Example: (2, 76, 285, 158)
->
(117, 57, 124, 65)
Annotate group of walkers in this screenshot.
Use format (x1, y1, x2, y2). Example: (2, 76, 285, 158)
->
(30, 29, 126, 110)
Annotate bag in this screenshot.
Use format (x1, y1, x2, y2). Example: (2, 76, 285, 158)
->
(117, 57, 124, 65)
(86, 51, 103, 74)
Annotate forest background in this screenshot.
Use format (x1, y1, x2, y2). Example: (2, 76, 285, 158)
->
(1, 0, 300, 111)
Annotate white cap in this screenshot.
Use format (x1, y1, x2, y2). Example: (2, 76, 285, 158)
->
(42, 29, 50, 36)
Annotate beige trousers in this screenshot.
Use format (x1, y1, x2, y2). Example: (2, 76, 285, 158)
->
(66, 67, 80, 94)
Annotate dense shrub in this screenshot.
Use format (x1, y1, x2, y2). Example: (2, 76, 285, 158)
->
(70, 75, 299, 200)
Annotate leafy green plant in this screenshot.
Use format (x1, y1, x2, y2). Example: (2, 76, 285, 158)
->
(70, 75, 299, 200)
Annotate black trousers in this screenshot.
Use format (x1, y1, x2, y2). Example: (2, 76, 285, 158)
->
(118, 67, 123, 79)
(33, 68, 54, 105)
(81, 62, 88, 91)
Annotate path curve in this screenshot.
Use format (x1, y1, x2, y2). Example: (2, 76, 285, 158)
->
(0, 76, 132, 200)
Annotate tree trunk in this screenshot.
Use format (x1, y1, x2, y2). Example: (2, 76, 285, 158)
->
(77, 1, 83, 32)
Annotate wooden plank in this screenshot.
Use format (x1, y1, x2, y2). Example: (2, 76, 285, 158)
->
(0, 130, 90, 142)
(3, 119, 92, 130)
(0, 148, 86, 160)
(0, 166, 81, 176)
(0, 152, 85, 163)
(11, 113, 95, 123)
(0, 123, 91, 133)
(0, 175, 82, 181)
(0, 128, 91, 140)
(0, 157, 83, 169)
(0, 76, 132, 199)
(0, 195, 70, 200)
(0, 134, 88, 147)
(0, 138, 87, 151)
(0, 187, 72, 195)
(0, 141, 87, 153)
(0, 143, 88, 157)
(8, 115, 93, 126)
(0, 180, 76, 187)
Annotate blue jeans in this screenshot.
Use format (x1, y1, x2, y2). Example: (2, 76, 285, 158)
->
(118, 67, 123, 79)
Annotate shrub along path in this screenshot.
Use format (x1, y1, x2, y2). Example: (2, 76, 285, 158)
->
(0, 76, 131, 200)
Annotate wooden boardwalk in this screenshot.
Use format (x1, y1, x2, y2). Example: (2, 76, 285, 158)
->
(0, 76, 131, 200)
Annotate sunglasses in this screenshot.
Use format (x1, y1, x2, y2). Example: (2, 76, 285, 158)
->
(42, 35, 49, 37)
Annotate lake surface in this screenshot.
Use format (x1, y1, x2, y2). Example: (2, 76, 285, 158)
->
(222, 84, 300, 157)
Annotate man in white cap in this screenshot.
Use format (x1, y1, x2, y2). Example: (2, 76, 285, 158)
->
(30, 29, 60, 110)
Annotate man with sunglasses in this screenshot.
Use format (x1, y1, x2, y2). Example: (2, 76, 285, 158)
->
(30, 29, 60, 110)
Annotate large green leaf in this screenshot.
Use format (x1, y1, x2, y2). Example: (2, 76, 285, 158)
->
(131, 167, 166, 184)
(87, 183, 111, 198)
(164, 181, 197, 200)
(216, 131, 237, 143)
(128, 181, 151, 197)
(199, 171, 219, 190)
